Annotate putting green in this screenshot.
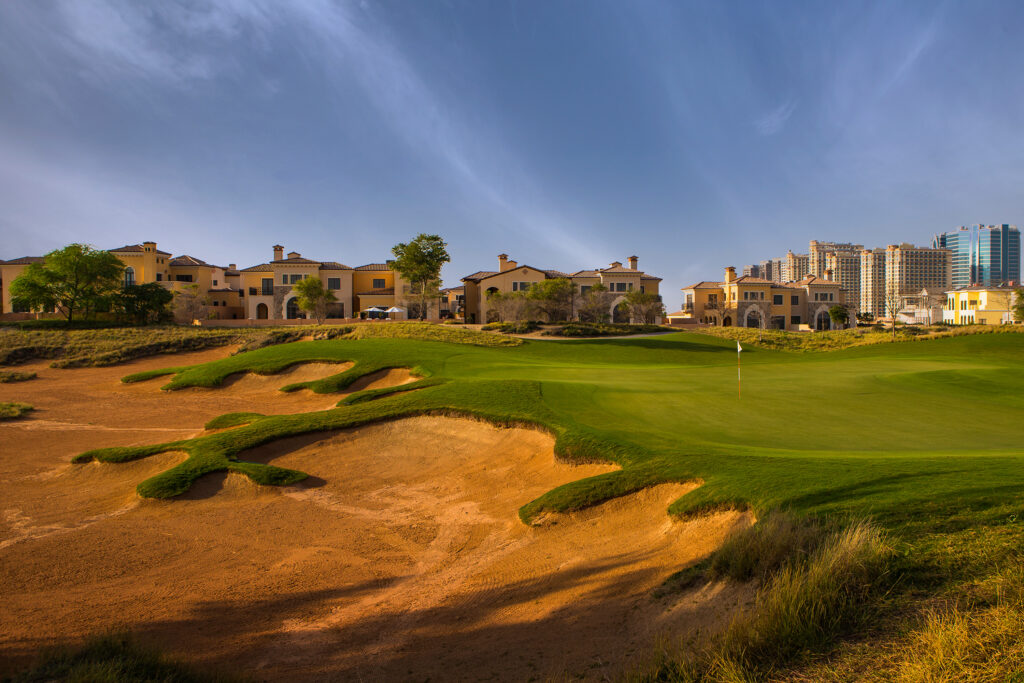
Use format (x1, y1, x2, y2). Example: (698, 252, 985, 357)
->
(77, 330, 1024, 526)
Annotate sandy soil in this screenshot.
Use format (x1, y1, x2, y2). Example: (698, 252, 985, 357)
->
(0, 351, 753, 681)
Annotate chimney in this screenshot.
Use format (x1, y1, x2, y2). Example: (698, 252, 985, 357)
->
(287, 251, 301, 259)
(143, 240, 156, 253)
(825, 268, 834, 281)
(610, 261, 623, 268)
(273, 245, 284, 261)
(228, 263, 237, 271)
(498, 253, 512, 272)
(627, 255, 638, 270)
(724, 266, 736, 283)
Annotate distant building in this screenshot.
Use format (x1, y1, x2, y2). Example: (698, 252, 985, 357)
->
(784, 251, 809, 283)
(678, 266, 850, 331)
(742, 264, 761, 278)
(933, 226, 975, 289)
(809, 240, 863, 279)
(885, 244, 952, 313)
(943, 285, 1018, 325)
(859, 248, 887, 317)
(933, 224, 1020, 287)
(824, 250, 861, 312)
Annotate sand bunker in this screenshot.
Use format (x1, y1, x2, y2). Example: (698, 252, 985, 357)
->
(179, 362, 353, 413)
(0, 356, 753, 681)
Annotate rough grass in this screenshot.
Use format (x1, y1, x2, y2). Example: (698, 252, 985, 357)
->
(542, 322, 670, 337)
(648, 518, 891, 682)
(6, 631, 227, 683)
(0, 401, 33, 419)
(697, 323, 1024, 352)
(346, 321, 522, 346)
(0, 370, 36, 382)
(482, 320, 542, 334)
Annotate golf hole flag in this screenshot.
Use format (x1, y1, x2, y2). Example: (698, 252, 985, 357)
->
(736, 341, 742, 399)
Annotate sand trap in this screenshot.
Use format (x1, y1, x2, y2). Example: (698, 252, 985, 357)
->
(182, 362, 353, 413)
(0, 409, 753, 681)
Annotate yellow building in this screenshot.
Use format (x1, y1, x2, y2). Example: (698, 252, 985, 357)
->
(679, 266, 848, 331)
(943, 286, 1018, 325)
(461, 254, 662, 323)
(0, 257, 46, 314)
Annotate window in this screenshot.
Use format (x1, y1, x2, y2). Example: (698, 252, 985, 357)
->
(175, 274, 193, 283)
(287, 274, 305, 285)
(282, 274, 288, 284)
(791, 295, 799, 305)
(249, 287, 258, 296)
(773, 295, 783, 305)
(791, 316, 801, 325)
(512, 281, 532, 292)
(155, 273, 162, 282)
(261, 278, 274, 295)
(239, 289, 244, 297)
(123, 267, 135, 287)
(580, 285, 592, 295)
(640, 286, 645, 293)
(613, 282, 628, 292)
(372, 278, 386, 289)
(213, 279, 218, 286)
(327, 278, 341, 290)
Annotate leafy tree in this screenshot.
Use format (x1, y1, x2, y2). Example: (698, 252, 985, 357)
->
(9, 244, 123, 323)
(828, 304, 849, 328)
(113, 282, 173, 325)
(1012, 288, 1024, 323)
(527, 278, 575, 322)
(292, 276, 336, 325)
(578, 283, 615, 323)
(486, 290, 528, 322)
(174, 283, 209, 324)
(617, 289, 665, 325)
(391, 234, 450, 320)
(856, 312, 874, 324)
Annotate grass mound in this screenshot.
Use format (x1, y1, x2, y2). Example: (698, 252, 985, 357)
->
(697, 323, 1024, 352)
(542, 322, 669, 337)
(482, 321, 542, 334)
(346, 321, 522, 346)
(0, 401, 33, 419)
(650, 518, 891, 682)
(0, 370, 36, 383)
(7, 631, 226, 682)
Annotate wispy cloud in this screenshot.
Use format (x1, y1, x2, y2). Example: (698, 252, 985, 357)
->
(754, 99, 797, 136)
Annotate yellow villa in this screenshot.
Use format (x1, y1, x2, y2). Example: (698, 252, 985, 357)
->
(943, 286, 1019, 325)
(675, 266, 849, 331)
(460, 254, 662, 323)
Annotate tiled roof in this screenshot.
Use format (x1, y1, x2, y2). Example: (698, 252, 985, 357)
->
(110, 244, 173, 256)
(1, 256, 44, 265)
(354, 263, 391, 271)
(462, 270, 498, 282)
(357, 287, 395, 296)
(441, 285, 465, 293)
(240, 264, 274, 272)
(600, 266, 642, 274)
(170, 254, 227, 268)
(272, 257, 321, 265)
(682, 280, 725, 290)
(571, 270, 600, 277)
(796, 275, 841, 287)
(542, 269, 569, 278)
(319, 261, 352, 270)
(641, 275, 663, 281)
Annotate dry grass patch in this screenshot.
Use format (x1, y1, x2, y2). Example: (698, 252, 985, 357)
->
(0, 401, 33, 419)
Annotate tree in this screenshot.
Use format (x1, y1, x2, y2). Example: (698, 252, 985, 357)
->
(578, 283, 616, 323)
(883, 284, 902, 341)
(856, 312, 874, 324)
(617, 289, 665, 325)
(175, 283, 209, 324)
(1013, 288, 1024, 323)
(391, 234, 450, 321)
(526, 278, 575, 322)
(292, 276, 336, 325)
(113, 282, 173, 325)
(828, 304, 849, 329)
(486, 290, 528, 322)
(9, 244, 123, 323)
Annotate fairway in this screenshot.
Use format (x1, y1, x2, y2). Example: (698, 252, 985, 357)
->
(90, 328, 1024, 525)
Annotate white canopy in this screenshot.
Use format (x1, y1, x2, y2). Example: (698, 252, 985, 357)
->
(385, 306, 406, 312)
(362, 306, 387, 312)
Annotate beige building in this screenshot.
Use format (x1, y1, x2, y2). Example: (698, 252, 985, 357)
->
(809, 240, 863, 278)
(784, 251, 809, 282)
(824, 250, 862, 312)
(859, 248, 887, 317)
(885, 244, 952, 312)
(679, 266, 849, 331)
(461, 254, 662, 324)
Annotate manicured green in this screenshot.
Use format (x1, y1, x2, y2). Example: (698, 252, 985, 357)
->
(73, 328, 1024, 530)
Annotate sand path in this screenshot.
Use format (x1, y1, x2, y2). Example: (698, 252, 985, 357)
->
(0, 350, 752, 681)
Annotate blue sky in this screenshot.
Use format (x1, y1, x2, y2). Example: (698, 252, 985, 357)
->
(2, 1, 1023, 306)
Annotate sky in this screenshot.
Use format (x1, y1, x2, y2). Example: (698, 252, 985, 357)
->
(2, 1, 1024, 307)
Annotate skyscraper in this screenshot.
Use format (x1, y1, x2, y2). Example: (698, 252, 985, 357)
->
(933, 226, 974, 289)
(976, 224, 1020, 286)
(860, 248, 887, 316)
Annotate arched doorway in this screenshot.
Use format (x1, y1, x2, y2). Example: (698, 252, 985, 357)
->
(745, 308, 763, 329)
(256, 303, 269, 320)
(815, 310, 831, 331)
(723, 316, 732, 327)
(286, 298, 301, 319)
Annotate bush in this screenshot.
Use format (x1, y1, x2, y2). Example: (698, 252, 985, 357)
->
(0, 370, 36, 383)
(542, 322, 668, 337)
(346, 322, 522, 347)
(0, 401, 33, 419)
(482, 321, 541, 334)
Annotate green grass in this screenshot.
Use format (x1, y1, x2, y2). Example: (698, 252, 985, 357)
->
(0, 401, 33, 419)
(6, 632, 228, 682)
(65, 326, 1024, 678)
(541, 321, 671, 337)
(0, 370, 36, 383)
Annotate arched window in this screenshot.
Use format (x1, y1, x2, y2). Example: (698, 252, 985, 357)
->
(256, 303, 269, 320)
(123, 267, 136, 288)
(286, 297, 301, 319)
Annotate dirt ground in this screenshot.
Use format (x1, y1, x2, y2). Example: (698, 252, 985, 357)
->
(0, 348, 753, 681)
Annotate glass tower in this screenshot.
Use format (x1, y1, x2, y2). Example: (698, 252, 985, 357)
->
(976, 224, 1020, 286)
(933, 226, 974, 289)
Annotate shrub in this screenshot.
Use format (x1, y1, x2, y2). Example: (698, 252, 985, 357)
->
(542, 322, 668, 337)
(346, 322, 522, 347)
(0, 370, 36, 383)
(0, 401, 33, 419)
(482, 321, 541, 334)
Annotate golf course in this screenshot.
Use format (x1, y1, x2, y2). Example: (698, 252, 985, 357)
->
(2, 323, 1023, 680)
